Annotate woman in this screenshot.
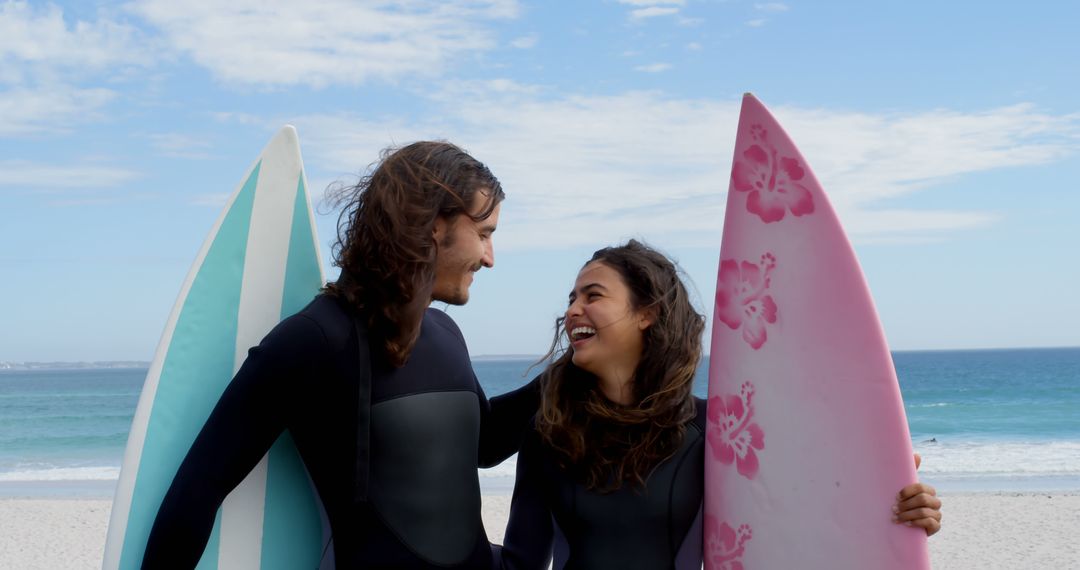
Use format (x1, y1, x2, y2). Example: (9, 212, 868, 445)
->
(499, 240, 941, 569)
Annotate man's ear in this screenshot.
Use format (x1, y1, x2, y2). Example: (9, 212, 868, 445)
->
(433, 216, 447, 241)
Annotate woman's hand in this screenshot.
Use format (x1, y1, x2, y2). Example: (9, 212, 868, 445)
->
(893, 453, 942, 536)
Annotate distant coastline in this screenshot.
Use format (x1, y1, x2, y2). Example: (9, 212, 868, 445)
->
(3, 346, 1077, 370)
(0, 357, 545, 369)
(469, 354, 543, 362)
(890, 345, 1080, 354)
(0, 361, 150, 371)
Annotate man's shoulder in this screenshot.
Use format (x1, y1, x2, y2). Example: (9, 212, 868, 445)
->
(278, 294, 354, 351)
(423, 307, 467, 346)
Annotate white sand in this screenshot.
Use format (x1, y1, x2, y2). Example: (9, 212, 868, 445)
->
(0, 499, 111, 570)
(928, 492, 1080, 569)
(2, 492, 1077, 569)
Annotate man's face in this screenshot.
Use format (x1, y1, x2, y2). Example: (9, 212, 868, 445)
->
(431, 191, 500, 305)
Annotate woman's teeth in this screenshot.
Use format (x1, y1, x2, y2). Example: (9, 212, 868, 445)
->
(570, 326, 597, 341)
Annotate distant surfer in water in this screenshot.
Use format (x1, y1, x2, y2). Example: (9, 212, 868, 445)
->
(143, 141, 538, 569)
(496, 240, 942, 569)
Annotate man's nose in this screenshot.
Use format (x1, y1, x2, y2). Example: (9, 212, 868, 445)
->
(481, 239, 494, 268)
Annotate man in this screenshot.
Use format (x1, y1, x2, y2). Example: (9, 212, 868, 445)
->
(143, 141, 537, 568)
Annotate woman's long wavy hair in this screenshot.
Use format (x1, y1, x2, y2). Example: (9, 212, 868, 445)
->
(323, 141, 503, 367)
(536, 240, 705, 492)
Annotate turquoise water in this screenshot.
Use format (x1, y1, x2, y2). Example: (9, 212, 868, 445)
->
(1, 348, 1077, 492)
(0, 368, 141, 480)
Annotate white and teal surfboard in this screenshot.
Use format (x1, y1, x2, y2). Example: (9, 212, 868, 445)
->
(104, 126, 327, 569)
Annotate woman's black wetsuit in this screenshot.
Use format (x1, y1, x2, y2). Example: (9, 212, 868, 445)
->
(498, 398, 706, 570)
(143, 294, 538, 569)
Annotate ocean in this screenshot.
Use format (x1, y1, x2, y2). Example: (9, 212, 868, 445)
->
(1, 347, 1077, 495)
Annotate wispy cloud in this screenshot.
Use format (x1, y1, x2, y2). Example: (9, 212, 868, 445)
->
(0, 86, 116, 136)
(754, 2, 790, 13)
(745, 3, 789, 28)
(128, 0, 520, 88)
(283, 85, 1080, 249)
(146, 133, 215, 159)
(631, 7, 680, 19)
(509, 34, 538, 49)
(0, 160, 139, 189)
(618, 0, 685, 20)
(190, 192, 231, 207)
(634, 63, 672, 73)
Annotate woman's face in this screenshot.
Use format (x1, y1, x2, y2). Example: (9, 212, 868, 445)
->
(564, 261, 651, 382)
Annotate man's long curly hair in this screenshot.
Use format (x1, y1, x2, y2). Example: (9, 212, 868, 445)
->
(323, 141, 503, 367)
(536, 240, 705, 492)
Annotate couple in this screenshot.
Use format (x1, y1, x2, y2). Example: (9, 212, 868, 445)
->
(142, 142, 942, 569)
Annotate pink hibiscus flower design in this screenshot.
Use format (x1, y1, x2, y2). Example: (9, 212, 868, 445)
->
(715, 253, 778, 350)
(707, 381, 765, 480)
(731, 123, 815, 223)
(704, 514, 752, 570)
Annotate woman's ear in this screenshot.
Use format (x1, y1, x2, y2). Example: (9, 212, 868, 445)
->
(637, 307, 657, 331)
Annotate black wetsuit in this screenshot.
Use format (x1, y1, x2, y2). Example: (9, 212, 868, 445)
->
(498, 398, 706, 570)
(143, 294, 538, 569)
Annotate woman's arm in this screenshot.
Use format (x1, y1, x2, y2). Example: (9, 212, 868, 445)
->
(478, 376, 541, 467)
(497, 430, 556, 570)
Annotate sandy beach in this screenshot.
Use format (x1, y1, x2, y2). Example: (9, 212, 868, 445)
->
(1, 491, 1078, 569)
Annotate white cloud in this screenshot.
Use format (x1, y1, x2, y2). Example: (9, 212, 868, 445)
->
(842, 210, 999, 241)
(0, 3, 152, 135)
(0, 160, 138, 188)
(754, 2, 790, 12)
(618, 0, 683, 19)
(634, 63, 672, 73)
(631, 7, 680, 19)
(509, 34, 538, 49)
(0, 86, 116, 136)
(211, 111, 267, 127)
(686, 42, 703, 51)
(191, 192, 231, 207)
(744, 2, 787, 28)
(146, 133, 215, 159)
(284, 86, 1080, 249)
(770, 102, 1078, 203)
(128, 0, 520, 87)
(618, 0, 685, 6)
(0, 2, 150, 72)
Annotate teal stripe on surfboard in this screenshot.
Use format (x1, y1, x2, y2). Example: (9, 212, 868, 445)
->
(260, 174, 325, 568)
(118, 163, 261, 569)
(195, 511, 223, 570)
(280, 175, 324, 322)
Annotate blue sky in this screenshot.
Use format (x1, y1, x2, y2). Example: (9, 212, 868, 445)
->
(2, 0, 1078, 362)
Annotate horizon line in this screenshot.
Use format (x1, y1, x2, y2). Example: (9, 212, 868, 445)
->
(3, 345, 1078, 369)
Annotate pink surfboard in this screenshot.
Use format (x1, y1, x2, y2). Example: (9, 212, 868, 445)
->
(703, 94, 930, 569)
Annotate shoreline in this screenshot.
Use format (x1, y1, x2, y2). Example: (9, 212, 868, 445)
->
(3, 490, 1078, 569)
(0, 480, 118, 499)
(6, 471, 1080, 499)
